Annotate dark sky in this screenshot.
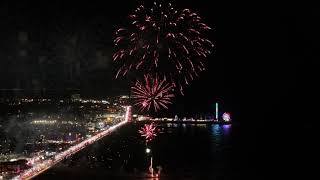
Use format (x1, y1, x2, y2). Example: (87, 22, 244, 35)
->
(1, 1, 319, 121)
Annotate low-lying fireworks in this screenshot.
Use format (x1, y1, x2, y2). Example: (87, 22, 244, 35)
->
(131, 74, 174, 112)
(139, 123, 157, 142)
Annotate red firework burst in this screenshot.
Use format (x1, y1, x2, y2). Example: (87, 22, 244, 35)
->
(131, 74, 174, 112)
(139, 123, 157, 142)
(114, 1, 214, 95)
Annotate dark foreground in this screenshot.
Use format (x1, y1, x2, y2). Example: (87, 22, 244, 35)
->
(34, 122, 259, 180)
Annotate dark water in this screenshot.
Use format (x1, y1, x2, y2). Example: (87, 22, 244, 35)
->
(35, 122, 256, 180)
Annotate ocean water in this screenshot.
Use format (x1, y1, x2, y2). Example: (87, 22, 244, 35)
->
(35, 122, 266, 180)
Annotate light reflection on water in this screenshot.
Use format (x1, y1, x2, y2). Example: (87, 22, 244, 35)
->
(164, 123, 232, 147)
(36, 122, 235, 179)
(222, 124, 232, 136)
(211, 124, 232, 148)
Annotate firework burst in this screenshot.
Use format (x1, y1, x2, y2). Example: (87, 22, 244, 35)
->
(114, 1, 214, 94)
(131, 74, 174, 112)
(139, 123, 157, 142)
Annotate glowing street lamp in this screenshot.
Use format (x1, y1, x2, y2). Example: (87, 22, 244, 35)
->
(215, 102, 218, 121)
(146, 148, 151, 154)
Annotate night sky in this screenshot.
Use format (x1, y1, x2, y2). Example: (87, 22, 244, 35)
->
(1, 1, 319, 120)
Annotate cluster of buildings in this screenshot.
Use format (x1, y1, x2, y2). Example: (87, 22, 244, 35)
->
(0, 95, 130, 179)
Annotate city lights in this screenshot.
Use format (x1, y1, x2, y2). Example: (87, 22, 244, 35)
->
(11, 107, 131, 180)
(0, 95, 132, 179)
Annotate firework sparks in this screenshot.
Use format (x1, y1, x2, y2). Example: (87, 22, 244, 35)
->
(131, 74, 174, 112)
(114, 1, 214, 94)
(139, 123, 157, 142)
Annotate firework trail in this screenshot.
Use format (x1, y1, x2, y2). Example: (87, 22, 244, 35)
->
(114, 1, 214, 95)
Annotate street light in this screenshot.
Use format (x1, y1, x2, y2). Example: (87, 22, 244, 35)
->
(146, 148, 151, 154)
